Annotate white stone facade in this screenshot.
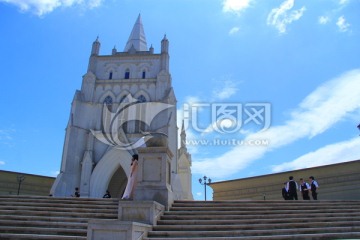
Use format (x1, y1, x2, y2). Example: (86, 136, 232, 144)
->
(51, 15, 192, 203)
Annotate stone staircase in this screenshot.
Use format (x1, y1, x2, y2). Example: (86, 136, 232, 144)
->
(145, 200, 360, 240)
(0, 195, 119, 239)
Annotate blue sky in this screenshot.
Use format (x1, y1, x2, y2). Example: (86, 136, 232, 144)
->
(0, 0, 359, 200)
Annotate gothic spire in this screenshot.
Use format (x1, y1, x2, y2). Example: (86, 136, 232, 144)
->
(124, 14, 148, 52)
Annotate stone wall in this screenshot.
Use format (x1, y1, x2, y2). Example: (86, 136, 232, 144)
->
(210, 160, 360, 201)
(0, 170, 55, 196)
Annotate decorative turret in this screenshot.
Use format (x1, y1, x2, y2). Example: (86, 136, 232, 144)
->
(88, 37, 100, 73)
(91, 36, 100, 56)
(112, 45, 117, 55)
(160, 35, 169, 72)
(180, 120, 187, 150)
(161, 34, 169, 53)
(124, 14, 148, 52)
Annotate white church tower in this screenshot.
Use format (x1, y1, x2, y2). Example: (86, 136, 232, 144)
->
(51, 15, 193, 205)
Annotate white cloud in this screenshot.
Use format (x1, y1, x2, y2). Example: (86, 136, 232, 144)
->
(212, 80, 238, 100)
(271, 137, 360, 173)
(0, 0, 103, 16)
(50, 170, 60, 176)
(223, 0, 252, 15)
(339, 0, 349, 5)
(318, 16, 330, 25)
(0, 161, 5, 165)
(192, 69, 360, 178)
(336, 16, 350, 32)
(267, 0, 306, 34)
(0, 128, 15, 145)
(229, 27, 240, 35)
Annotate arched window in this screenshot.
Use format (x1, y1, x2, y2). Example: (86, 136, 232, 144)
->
(137, 95, 146, 103)
(104, 96, 113, 110)
(142, 71, 146, 79)
(125, 69, 130, 79)
(109, 72, 113, 80)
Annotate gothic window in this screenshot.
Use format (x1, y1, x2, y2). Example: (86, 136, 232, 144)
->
(104, 96, 113, 111)
(142, 71, 146, 79)
(109, 72, 113, 80)
(125, 69, 130, 79)
(137, 95, 146, 103)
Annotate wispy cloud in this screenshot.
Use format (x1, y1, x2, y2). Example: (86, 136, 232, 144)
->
(336, 16, 350, 32)
(229, 27, 240, 35)
(267, 0, 306, 34)
(0, 161, 5, 165)
(271, 137, 360, 173)
(0, 0, 103, 16)
(222, 0, 252, 15)
(0, 128, 15, 146)
(212, 79, 239, 100)
(192, 69, 360, 178)
(339, 0, 349, 5)
(50, 171, 60, 177)
(318, 16, 330, 25)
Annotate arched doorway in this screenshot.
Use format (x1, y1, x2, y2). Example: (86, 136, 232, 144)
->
(89, 147, 131, 198)
(107, 167, 127, 198)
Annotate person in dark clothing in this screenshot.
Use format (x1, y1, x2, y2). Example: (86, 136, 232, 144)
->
(282, 182, 290, 200)
(103, 190, 111, 198)
(299, 178, 310, 200)
(286, 176, 298, 200)
(72, 187, 80, 197)
(309, 176, 319, 200)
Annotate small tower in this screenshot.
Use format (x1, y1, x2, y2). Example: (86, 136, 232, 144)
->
(160, 35, 169, 72)
(91, 36, 100, 56)
(88, 37, 100, 73)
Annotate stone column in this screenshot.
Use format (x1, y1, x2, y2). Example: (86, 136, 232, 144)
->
(134, 147, 174, 208)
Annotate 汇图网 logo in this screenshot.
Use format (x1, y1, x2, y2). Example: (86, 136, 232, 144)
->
(91, 94, 173, 150)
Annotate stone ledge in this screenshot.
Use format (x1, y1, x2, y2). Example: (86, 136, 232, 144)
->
(87, 220, 151, 240)
(118, 200, 164, 225)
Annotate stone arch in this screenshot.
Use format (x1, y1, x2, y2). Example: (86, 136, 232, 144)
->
(99, 90, 116, 104)
(89, 147, 132, 198)
(116, 90, 132, 102)
(134, 90, 150, 102)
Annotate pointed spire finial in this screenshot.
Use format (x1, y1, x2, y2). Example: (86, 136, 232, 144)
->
(124, 14, 148, 52)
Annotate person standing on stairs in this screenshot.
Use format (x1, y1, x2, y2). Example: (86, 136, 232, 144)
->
(286, 176, 298, 200)
(282, 182, 290, 200)
(121, 154, 139, 200)
(309, 176, 319, 200)
(299, 178, 310, 200)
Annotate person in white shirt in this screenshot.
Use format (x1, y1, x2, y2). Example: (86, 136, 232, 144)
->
(309, 176, 319, 200)
(299, 178, 310, 200)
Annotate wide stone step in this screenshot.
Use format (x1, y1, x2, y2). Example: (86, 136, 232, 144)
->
(147, 226, 360, 238)
(163, 208, 359, 216)
(161, 211, 360, 220)
(0, 201, 118, 209)
(0, 219, 87, 228)
(2, 215, 95, 223)
(0, 226, 87, 236)
(0, 195, 118, 204)
(153, 220, 360, 231)
(169, 205, 360, 211)
(174, 200, 360, 204)
(0, 209, 117, 218)
(0, 233, 87, 240)
(157, 216, 360, 225)
(144, 231, 360, 240)
(0, 205, 116, 213)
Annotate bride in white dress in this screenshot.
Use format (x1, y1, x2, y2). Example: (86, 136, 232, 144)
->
(121, 154, 139, 200)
